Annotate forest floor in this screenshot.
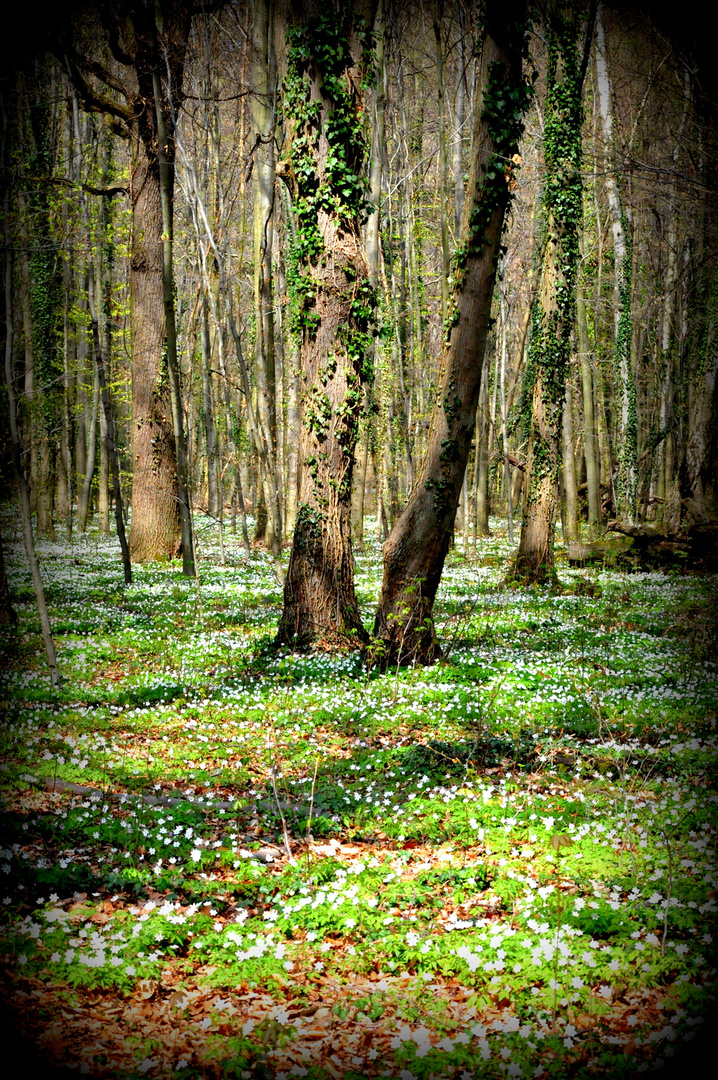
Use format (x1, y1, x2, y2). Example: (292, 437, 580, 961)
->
(0, 511, 717, 1080)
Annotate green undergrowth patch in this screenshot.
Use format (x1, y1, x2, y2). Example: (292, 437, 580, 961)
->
(0, 511, 716, 1078)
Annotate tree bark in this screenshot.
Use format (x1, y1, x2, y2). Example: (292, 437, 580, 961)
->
(683, 253, 718, 520)
(3, 113, 59, 681)
(374, 0, 529, 666)
(595, 1, 637, 525)
(152, 61, 195, 576)
(577, 284, 600, 531)
(562, 369, 579, 542)
(62, 2, 192, 564)
(474, 354, 491, 537)
(77, 364, 99, 532)
(251, 0, 282, 557)
(276, 2, 378, 648)
(513, 0, 583, 584)
(0, 525, 16, 627)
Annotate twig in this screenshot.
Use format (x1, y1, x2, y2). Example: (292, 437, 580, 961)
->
(269, 764, 295, 863)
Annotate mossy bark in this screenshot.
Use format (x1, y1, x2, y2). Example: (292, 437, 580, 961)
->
(513, 0, 583, 585)
(275, 3, 377, 649)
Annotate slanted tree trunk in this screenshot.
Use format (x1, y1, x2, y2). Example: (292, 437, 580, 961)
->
(275, 3, 379, 648)
(373, 0, 529, 666)
(513, 0, 583, 584)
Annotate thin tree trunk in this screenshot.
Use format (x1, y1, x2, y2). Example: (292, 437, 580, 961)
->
(77, 365, 99, 532)
(201, 301, 220, 517)
(562, 370, 579, 542)
(595, 1, 637, 525)
(0, 525, 16, 627)
(88, 269, 132, 584)
(683, 256, 718, 519)
(251, 0, 281, 557)
(152, 66, 194, 576)
(499, 281, 513, 542)
(374, 0, 529, 665)
(577, 286, 600, 532)
(475, 350, 491, 537)
(433, 0, 450, 326)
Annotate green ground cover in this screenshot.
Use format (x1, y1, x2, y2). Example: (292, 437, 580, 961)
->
(0, 513, 716, 1080)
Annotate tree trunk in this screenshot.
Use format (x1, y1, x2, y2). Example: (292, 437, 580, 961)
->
(474, 354, 491, 537)
(77, 364, 99, 532)
(3, 138, 59, 683)
(577, 285, 601, 532)
(562, 370, 579, 542)
(433, 0, 450, 326)
(683, 255, 718, 520)
(251, 0, 282, 557)
(374, 0, 529, 666)
(595, 1, 637, 525)
(88, 268, 132, 584)
(513, 1, 583, 584)
(152, 64, 195, 576)
(128, 130, 181, 563)
(61, 2, 194, 565)
(0, 525, 16, 627)
(275, 4, 378, 648)
(201, 301, 220, 517)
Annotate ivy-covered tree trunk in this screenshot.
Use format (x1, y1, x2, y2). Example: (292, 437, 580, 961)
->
(373, 0, 530, 666)
(275, 2, 377, 649)
(513, 0, 583, 584)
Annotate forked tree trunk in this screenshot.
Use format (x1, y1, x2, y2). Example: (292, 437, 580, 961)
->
(373, 0, 529, 666)
(513, 1, 583, 584)
(275, 2, 378, 648)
